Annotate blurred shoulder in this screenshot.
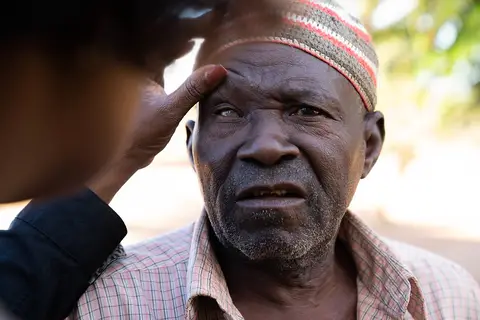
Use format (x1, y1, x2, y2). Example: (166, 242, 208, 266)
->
(68, 224, 196, 319)
(102, 223, 195, 277)
(384, 239, 480, 315)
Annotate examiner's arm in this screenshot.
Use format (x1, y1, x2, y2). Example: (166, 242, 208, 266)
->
(0, 189, 127, 320)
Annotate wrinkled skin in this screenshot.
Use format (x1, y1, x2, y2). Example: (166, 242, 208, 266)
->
(187, 43, 384, 269)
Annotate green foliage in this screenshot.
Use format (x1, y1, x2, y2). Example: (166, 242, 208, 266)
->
(363, 0, 480, 127)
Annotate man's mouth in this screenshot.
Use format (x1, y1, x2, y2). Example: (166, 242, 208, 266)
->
(249, 189, 299, 198)
(236, 183, 306, 205)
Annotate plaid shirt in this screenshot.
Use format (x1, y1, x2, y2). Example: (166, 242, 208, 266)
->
(67, 211, 480, 320)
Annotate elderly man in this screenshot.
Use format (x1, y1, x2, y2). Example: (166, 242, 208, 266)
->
(67, 0, 480, 319)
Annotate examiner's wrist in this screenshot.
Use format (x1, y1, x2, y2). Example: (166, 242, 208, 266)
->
(88, 157, 140, 204)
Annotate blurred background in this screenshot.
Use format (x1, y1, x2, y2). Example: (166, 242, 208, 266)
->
(0, 0, 479, 279)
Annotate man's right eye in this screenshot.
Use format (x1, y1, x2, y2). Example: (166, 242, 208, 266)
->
(215, 107, 241, 118)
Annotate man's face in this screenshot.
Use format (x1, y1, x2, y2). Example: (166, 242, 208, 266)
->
(187, 43, 384, 262)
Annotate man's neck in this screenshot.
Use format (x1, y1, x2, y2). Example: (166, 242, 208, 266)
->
(213, 236, 358, 311)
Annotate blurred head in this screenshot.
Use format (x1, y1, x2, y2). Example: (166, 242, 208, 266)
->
(186, 0, 385, 265)
(0, 0, 230, 203)
(0, 48, 144, 203)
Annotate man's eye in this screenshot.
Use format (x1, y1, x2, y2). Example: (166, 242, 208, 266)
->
(215, 108, 241, 118)
(291, 106, 322, 117)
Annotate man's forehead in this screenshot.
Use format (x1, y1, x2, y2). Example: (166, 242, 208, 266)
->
(215, 42, 305, 65)
(218, 43, 338, 79)
(212, 44, 357, 104)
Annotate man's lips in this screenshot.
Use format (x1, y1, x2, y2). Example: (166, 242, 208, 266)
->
(235, 183, 307, 202)
(234, 183, 307, 224)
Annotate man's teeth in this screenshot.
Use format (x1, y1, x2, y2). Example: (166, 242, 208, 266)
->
(253, 190, 288, 197)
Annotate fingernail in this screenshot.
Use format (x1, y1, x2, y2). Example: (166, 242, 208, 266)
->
(204, 65, 227, 87)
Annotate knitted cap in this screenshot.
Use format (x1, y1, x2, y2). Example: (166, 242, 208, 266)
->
(197, 0, 378, 111)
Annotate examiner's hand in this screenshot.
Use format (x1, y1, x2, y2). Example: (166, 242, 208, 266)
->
(89, 64, 226, 203)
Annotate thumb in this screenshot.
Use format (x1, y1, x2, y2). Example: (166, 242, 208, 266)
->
(164, 64, 227, 122)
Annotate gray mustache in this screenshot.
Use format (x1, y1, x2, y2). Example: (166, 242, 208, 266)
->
(227, 160, 314, 190)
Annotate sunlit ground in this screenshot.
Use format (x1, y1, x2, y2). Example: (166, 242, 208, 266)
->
(1, 40, 479, 281)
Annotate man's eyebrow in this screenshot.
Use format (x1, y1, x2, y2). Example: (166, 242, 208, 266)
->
(226, 67, 244, 77)
(280, 86, 342, 107)
(278, 85, 345, 119)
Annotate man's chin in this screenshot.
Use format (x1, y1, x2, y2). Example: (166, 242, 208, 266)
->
(233, 206, 305, 232)
(232, 229, 314, 262)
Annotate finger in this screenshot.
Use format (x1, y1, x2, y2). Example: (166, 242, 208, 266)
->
(143, 78, 166, 103)
(162, 64, 227, 123)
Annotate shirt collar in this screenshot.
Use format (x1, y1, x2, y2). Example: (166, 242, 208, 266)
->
(339, 213, 428, 319)
(186, 210, 428, 319)
(186, 210, 243, 319)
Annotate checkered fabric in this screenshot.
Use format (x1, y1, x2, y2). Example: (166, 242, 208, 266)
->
(197, 0, 379, 111)
(67, 211, 480, 320)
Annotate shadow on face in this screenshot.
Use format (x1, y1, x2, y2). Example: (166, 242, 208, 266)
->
(186, 43, 384, 263)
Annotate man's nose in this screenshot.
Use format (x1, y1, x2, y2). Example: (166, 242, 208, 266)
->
(237, 123, 300, 166)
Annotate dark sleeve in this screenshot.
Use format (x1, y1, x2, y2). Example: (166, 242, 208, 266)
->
(0, 189, 127, 320)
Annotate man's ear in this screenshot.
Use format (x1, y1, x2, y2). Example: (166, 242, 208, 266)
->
(362, 111, 385, 179)
(185, 120, 196, 170)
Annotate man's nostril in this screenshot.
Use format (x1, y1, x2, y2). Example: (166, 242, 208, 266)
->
(282, 154, 297, 162)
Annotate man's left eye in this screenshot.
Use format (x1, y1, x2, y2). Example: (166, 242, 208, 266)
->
(215, 107, 241, 118)
(290, 106, 322, 117)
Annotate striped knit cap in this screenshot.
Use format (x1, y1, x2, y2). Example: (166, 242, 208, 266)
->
(197, 0, 378, 111)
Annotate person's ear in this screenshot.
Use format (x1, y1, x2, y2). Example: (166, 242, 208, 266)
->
(362, 111, 385, 178)
(185, 120, 196, 170)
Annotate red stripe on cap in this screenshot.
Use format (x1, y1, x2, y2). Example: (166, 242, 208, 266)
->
(285, 17, 377, 85)
(299, 0, 372, 42)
